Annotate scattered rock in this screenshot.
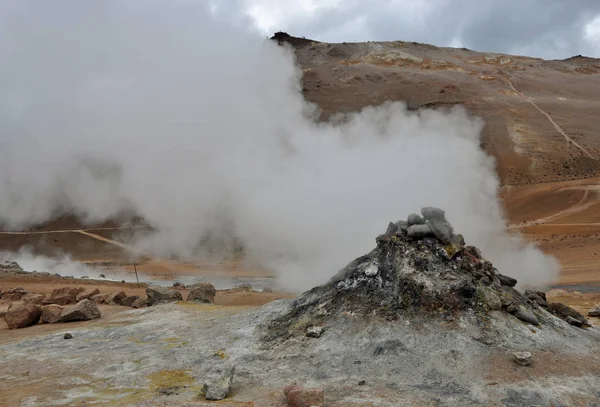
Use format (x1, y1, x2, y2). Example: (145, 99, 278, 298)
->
(512, 351, 532, 366)
(497, 274, 517, 287)
(236, 283, 252, 292)
(421, 206, 453, 244)
(406, 224, 434, 239)
(588, 308, 600, 317)
(99, 274, 106, 279)
(146, 287, 183, 305)
(130, 297, 148, 308)
(187, 283, 216, 304)
(565, 316, 584, 327)
(385, 221, 398, 235)
(407, 213, 425, 226)
(306, 326, 324, 338)
(524, 290, 547, 307)
(284, 383, 325, 407)
(91, 293, 110, 304)
(4, 302, 41, 329)
(547, 302, 589, 326)
(201, 365, 235, 400)
(358, 380, 366, 386)
(3, 287, 28, 301)
(172, 282, 184, 288)
(41, 304, 64, 324)
(59, 299, 101, 322)
(105, 291, 127, 305)
(510, 305, 540, 326)
(121, 295, 140, 307)
(64, 333, 73, 339)
(23, 293, 46, 305)
(76, 288, 100, 302)
(43, 287, 85, 306)
(481, 290, 502, 310)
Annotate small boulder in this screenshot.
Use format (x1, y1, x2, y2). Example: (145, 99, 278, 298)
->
(306, 326, 324, 338)
(524, 290, 547, 307)
(547, 302, 589, 326)
(588, 308, 600, 317)
(23, 293, 46, 305)
(202, 365, 235, 400)
(236, 283, 252, 292)
(105, 291, 127, 305)
(3, 287, 28, 301)
(187, 283, 216, 304)
(76, 288, 100, 302)
(59, 299, 101, 322)
(4, 302, 41, 329)
(120, 295, 140, 307)
(41, 304, 64, 324)
(497, 274, 517, 287)
(512, 351, 532, 366)
(284, 383, 325, 407)
(481, 290, 502, 311)
(146, 287, 183, 305)
(130, 297, 148, 308)
(43, 287, 85, 305)
(384, 221, 398, 236)
(407, 224, 434, 240)
(407, 213, 425, 226)
(507, 304, 539, 326)
(565, 316, 584, 327)
(91, 293, 110, 304)
(64, 333, 73, 339)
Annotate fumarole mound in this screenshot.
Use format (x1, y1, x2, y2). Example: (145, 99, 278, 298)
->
(264, 207, 590, 342)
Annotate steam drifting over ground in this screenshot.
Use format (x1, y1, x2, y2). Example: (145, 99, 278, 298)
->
(0, 0, 558, 290)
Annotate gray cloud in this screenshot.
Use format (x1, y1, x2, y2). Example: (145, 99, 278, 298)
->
(238, 0, 600, 59)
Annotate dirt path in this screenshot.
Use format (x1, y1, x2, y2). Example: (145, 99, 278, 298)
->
(505, 76, 596, 160)
(75, 230, 148, 257)
(0, 226, 147, 235)
(507, 187, 596, 228)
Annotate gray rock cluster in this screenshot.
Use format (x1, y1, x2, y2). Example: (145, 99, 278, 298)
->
(382, 207, 460, 245)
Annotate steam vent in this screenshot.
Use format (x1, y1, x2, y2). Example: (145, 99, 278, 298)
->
(264, 207, 591, 342)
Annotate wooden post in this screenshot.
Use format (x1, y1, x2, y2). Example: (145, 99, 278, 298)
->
(133, 263, 140, 287)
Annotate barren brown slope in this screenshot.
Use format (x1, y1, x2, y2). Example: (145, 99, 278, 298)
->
(287, 35, 600, 186)
(283, 33, 600, 287)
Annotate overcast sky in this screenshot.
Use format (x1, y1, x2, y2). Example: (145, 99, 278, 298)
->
(219, 0, 600, 59)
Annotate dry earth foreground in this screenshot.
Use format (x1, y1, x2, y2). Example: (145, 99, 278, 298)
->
(2, 209, 600, 406)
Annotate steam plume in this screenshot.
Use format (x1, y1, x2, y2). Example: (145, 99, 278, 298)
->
(0, 0, 558, 290)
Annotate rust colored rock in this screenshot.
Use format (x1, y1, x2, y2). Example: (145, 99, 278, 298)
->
(3, 287, 28, 301)
(284, 383, 324, 407)
(120, 295, 140, 307)
(91, 293, 110, 304)
(105, 291, 127, 305)
(43, 287, 85, 306)
(59, 299, 101, 322)
(187, 283, 216, 304)
(130, 297, 148, 308)
(41, 304, 64, 324)
(76, 288, 100, 302)
(146, 287, 183, 305)
(4, 302, 41, 329)
(23, 293, 46, 305)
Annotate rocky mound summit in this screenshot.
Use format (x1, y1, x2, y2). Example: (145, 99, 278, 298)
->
(265, 207, 590, 343)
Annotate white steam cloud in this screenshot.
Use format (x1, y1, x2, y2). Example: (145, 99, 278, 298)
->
(0, 0, 558, 290)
